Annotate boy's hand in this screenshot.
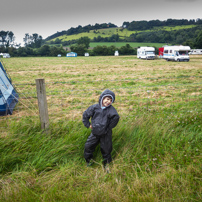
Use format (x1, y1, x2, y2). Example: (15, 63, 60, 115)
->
(90, 125, 93, 129)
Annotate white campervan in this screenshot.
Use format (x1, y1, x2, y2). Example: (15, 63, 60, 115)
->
(137, 47, 155, 60)
(189, 49, 202, 55)
(163, 45, 190, 62)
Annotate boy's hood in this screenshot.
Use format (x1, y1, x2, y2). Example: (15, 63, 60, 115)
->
(99, 89, 115, 107)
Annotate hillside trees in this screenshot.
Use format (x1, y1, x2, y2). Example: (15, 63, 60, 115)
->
(92, 34, 122, 43)
(126, 26, 202, 46)
(70, 44, 87, 56)
(124, 18, 201, 31)
(194, 30, 202, 48)
(45, 23, 117, 41)
(69, 36, 90, 55)
(77, 37, 90, 49)
(91, 44, 135, 56)
(45, 18, 202, 47)
(49, 25, 202, 47)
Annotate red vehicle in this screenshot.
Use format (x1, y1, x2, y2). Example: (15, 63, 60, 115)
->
(158, 47, 164, 58)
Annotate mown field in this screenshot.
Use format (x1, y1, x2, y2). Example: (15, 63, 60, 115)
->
(0, 55, 201, 201)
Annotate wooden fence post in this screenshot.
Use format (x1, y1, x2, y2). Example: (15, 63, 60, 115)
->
(35, 79, 49, 130)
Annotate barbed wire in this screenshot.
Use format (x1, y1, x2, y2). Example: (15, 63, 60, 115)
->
(1, 78, 202, 131)
(2, 90, 200, 114)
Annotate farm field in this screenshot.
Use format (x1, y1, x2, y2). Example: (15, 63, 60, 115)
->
(0, 55, 202, 201)
(89, 42, 168, 48)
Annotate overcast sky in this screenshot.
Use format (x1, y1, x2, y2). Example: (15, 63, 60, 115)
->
(1, 0, 202, 45)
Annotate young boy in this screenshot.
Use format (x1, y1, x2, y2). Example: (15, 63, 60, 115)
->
(82, 89, 120, 171)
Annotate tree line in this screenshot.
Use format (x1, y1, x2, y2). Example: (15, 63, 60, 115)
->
(0, 45, 66, 57)
(123, 18, 202, 31)
(0, 38, 135, 57)
(69, 37, 136, 56)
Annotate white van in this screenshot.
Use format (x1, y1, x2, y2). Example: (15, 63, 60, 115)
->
(163, 45, 190, 62)
(137, 47, 155, 60)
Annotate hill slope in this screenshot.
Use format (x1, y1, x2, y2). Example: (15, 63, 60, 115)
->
(46, 25, 197, 43)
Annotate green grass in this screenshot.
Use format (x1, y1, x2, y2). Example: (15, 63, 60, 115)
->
(0, 114, 201, 201)
(0, 56, 202, 201)
(89, 42, 167, 48)
(159, 24, 197, 31)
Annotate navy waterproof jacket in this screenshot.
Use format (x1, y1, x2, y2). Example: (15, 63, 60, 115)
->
(82, 89, 120, 137)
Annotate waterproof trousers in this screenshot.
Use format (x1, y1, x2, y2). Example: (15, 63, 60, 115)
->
(84, 132, 112, 165)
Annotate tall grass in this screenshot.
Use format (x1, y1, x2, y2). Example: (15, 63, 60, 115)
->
(0, 110, 201, 201)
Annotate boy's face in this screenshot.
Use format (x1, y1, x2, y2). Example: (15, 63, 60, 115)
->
(102, 96, 112, 107)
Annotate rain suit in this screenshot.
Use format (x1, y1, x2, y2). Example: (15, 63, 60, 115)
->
(83, 89, 120, 164)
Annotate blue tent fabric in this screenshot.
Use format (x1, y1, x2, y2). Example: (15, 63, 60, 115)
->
(66, 52, 77, 57)
(0, 61, 19, 116)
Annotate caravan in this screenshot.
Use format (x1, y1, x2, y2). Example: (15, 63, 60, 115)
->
(163, 45, 190, 62)
(0, 61, 19, 115)
(189, 49, 202, 55)
(137, 47, 155, 60)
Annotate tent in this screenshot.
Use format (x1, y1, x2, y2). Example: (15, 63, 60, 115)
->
(66, 52, 77, 57)
(0, 61, 19, 116)
(114, 50, 119, 56)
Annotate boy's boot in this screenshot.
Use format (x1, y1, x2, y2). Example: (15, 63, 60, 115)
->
(86, 159, 94, 167)
(104, 163, 110, 173)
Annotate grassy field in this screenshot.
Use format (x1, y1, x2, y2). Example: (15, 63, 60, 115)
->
(89, 42, 168, 48)
(0, 55, 202, 201)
